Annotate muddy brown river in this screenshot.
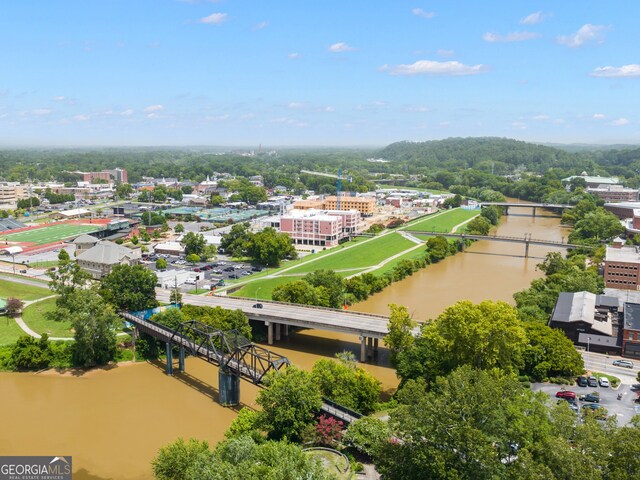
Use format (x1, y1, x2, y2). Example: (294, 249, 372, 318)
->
(0, 209, 567, 479)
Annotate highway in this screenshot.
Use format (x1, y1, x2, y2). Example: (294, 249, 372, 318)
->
(157, 289, 390, 339)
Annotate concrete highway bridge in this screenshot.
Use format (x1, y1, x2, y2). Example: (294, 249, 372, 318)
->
(479, 202, 574, 217)
(157, 289, 388, 362)
(408, 231, 594, 258)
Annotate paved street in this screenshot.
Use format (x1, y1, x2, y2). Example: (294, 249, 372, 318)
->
(581, 350, 639, 385)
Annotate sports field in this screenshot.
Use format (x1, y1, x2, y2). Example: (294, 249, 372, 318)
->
(1, 223, 100, 246)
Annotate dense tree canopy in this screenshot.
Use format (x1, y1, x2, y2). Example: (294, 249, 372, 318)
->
(100, 264, 158, 312)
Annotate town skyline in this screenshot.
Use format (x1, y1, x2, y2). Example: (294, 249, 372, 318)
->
(2, 1, 639, 146)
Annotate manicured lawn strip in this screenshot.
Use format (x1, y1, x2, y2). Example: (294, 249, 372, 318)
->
(21, 297, 74, 338)
(405, 208, 479, 233)
(368, 247, 428, 276)
(28, 261, 59, 269)
(2, 223, 100, 245)
(283, 233, 415, 274)
(0, 279, 51, 301)
(230, 276, 302, 300)
(0, 318, 27, 345)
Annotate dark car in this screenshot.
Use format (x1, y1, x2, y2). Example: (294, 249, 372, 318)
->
(582, 403, 602, 410)
(251, 266, 263, 272)
(193, 268, 201, 273)
(577, 376, 588, 387)
(216, 280, 225, 286)
(587, 376, 598, 387)
(555, 390, 577, 400)
(252, 303, 263, 309)
(580, 393, 600, 403)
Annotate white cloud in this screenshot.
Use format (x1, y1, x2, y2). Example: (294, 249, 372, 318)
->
(593, 113, 606, 119)
(52, 96, 66, 101)
(612, 118, 630, 126)
(483, 31, 540, 43)
(412, 8, 435, 19)
(73, 114, 90, 122)
(287, 102, 305, 109)
(328, 42, 355, 53)
(253, 21, 268, 30)
(532, 114, 550, 121)
(590, 64, 640, 78)
(436, 49, 455, 57)
(323, 106, 335, 112)
(144, 105, 164, 113)
(120, 109, 134, 116)
(405, 105, 430, 112)
(287, 52, 301, 59)
(520, 11, 548, 25)
(32, 108, 52, 116)
(511, 121, 528, 130)
(380, 60, 487, 76)
(198, 13, 228, 25)
(558, 24, 606, 48)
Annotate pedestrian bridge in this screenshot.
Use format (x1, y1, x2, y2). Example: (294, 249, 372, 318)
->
(157, 289, 388, 361)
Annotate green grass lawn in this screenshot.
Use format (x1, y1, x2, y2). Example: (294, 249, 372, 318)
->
(0, 278, 51, 301)
(368, 246, 427, 276)
(230, 276, 301, 300)
(405, 208, 479, 233)
(28, 260, 59, 269)
(282, 233, 415, 274)
(0, 317, 27, 345)
(1, 223, 100, 245)
(21, 297, 74, 338)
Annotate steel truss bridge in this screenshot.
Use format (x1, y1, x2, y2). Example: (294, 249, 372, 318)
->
(119, 311, 361, 423)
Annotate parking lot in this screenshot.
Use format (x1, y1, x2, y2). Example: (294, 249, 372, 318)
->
(533, 381, 640, 425)
(143, 254, 263, 291)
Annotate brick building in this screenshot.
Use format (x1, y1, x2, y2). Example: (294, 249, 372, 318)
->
(280, 210, 343, 247)
(603, 242, 640, 290)
(622, 303, 640, 358)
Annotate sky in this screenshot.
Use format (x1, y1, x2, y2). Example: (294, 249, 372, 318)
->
(1, 1, 640, 147)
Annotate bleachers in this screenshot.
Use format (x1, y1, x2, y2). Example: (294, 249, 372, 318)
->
(0, 218, 26, 233)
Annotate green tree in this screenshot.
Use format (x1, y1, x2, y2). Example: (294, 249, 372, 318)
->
(425, 236, 450, 262)
(272, 280, 319, 305)
(115, 183, 133, 199)
(47, 249, 91, 310)
(311, 355, 381, 414)
(210, 194, 224, 206)
(569, 208, 625, 244)
(152, 438, 211, 480)
(182, 232, 206, 257)
(304, 269, 345, 308)
(150, 308, 184, 331)
(466, 216, 492, 235)
(155, 258, 167, 270)
(224, 407, 262, 440)
(397, 300, 527, 383)
(10, 334, 52, 369)
(256, 366, 322, 442)
(181, 305, 252, 340)
(67, 290, 119, 367)
(246, 227, 297, 267)
(174, 223, 184, 233)
(344, 416, 391, 458)
(220, 223, 251, 257)
(100, 264, 158, 312)
(186, 253, 200, 265)
(522, 322, 584, 380)
(385, 304, 416, 366)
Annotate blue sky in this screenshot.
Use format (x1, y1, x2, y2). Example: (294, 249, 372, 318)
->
(1, 1, 639, 147)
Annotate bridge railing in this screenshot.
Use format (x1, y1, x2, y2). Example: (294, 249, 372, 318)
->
(321, 397, 363, 421)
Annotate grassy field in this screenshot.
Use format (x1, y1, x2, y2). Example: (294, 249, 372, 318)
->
(405, 208, 479, 233)
(21, 297, 74, 338)
(368, 246, 427, 276)
(282, 233, 415, 275)
(0, 317, 27, 345)
(27, 260, 59, 269)
(230, 276, 300, 300)
(1, 223, 100, 245)
(0, 279, 51, 301)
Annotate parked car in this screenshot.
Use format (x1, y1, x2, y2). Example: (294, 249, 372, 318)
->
(576, 376, 588, 387)
(252, 303, 263, 309)
(19, 269, 27, 273)
(555, 390, 577, 400)
(598, 377, 610, 388)
(216, 280, 225, 286)
(251, 266, 263, 272)
(580, 393, 600, 403)
(613, 360, 634, 369)
(587, 376, 598, 387)
(193, 268, 201, 273)
(582, 403, 602, 410)
(242, 271, 251, 276)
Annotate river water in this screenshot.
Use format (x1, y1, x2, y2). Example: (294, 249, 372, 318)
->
(0, 209, 567, 479)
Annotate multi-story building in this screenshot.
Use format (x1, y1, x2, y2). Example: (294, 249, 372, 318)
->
(293, 195, 375, 216)
(70, 168, 128, 184)
(280, 210, 343, 247)
(622, 303, 640, 358)
(562, 174, 619, 189)
(588, 184, 639, 203)
(0, 183, 28, 206)
(603, 241, 640, 290)
(76, 241, 140, 279)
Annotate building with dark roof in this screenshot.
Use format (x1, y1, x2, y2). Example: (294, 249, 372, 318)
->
(549, 291, 621, 354)
(622, 302, 640, 359)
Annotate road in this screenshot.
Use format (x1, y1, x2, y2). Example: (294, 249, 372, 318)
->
(581, 350, 639, 385)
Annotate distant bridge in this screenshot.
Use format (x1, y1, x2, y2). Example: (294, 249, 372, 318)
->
(157, 290, 388, 362)
(119, 310, 363, 423)
(479, 202, 574, 217)
(407, 231, 594, 257)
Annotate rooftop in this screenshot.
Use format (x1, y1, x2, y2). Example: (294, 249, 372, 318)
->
(551, 291, 614, 336)
(623, 302, 640, 331)
(76, 241, 135, 265)
(605, 245, 640, 264)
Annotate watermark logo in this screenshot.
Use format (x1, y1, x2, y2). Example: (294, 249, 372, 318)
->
(0, 456, 72, 480)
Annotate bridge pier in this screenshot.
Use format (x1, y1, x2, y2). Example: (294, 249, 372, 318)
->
(532, 207, 536, 218)
(179, 345, 185, 373)
(275, 323, 281, 341)
(367, 337, 373, 358)
(219, 368, 240, 407)
(525, 241, 530, 258)
(374, 338, 379, 354)
(266, 321, 273, 345)
(165, 342, 173, 376)
(284, 324, 289, 337)
(504, 206, 508, 215)
(460, 235, 465, 251)
(360, 335, 366, 362)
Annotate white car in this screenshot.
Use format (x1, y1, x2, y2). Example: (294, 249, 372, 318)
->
(598, 377, 610, 388)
